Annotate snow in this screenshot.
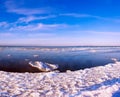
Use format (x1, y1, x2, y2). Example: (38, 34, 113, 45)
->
(0, 62, 120, 97)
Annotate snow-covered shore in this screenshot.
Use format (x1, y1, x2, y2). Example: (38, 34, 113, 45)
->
(1, 62, 120, 97)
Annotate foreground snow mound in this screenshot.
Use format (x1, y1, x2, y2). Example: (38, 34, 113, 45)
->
(0, 62, 120, 97)
(29, 61, 58, 72)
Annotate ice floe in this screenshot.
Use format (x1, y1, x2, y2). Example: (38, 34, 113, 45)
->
(29, 61, 59, 72)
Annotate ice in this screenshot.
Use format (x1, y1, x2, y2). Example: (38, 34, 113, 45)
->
(33, 54, 39, 57)
(0, 62, 120, 96)
(29, 61, 59, 72)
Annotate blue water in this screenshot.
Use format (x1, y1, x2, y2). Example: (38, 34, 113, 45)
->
(0, 46, 120, 72)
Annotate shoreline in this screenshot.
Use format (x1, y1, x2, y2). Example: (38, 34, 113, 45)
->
(0, 62, 120, 96)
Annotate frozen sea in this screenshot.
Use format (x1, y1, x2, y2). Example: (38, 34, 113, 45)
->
(1, 46, 120, 97)
(0, 46, 120, 72)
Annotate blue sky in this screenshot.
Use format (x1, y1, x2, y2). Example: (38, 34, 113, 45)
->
(0, 0, 120, 46)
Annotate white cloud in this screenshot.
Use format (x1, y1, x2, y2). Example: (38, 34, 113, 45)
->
(17, 15, 56, 23)
(5, 1, 48, 15)
(0, 22, 9, 28)
(60, 13, 120, 23)
(60, 13, 92, 18)
(60, 13, 102, 18)
(7, 8, 46, 15)
(9, 23, 68, 31)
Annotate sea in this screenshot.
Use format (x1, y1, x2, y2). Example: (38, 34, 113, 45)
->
(0, 46, 120, 72)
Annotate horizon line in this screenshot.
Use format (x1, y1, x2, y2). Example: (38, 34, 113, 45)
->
(1, 44, 120, 47)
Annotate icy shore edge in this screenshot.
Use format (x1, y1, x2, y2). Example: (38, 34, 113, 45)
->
(1, 62, 120, 97)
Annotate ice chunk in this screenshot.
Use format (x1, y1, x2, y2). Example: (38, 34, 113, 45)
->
(29, 61, 58, 72)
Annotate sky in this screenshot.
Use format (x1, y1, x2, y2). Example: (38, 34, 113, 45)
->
(0, 0, 120, 46)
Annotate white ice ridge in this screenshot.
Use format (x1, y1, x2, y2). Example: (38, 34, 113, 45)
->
(0, 61, 120, 97)
(29, 61, 59, 72)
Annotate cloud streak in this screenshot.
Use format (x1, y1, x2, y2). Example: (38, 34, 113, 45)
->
(7, 8, 47, 15)
(17, 15, 56, 23)
(0, 22, 9, 28)
(60, 13, 93, 18)
(4, 0, 120, 23)
(60, 13, 120, 23)
(9, 23, 68, 31)
(5, 1, 48, 15)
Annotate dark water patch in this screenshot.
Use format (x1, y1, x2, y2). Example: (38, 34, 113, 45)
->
(0, 59, 42, 72)
(112, 89, 120, 97)
(0, 46, 120, 73)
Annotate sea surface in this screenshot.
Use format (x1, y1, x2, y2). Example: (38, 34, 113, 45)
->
(0, 46, 120, 72)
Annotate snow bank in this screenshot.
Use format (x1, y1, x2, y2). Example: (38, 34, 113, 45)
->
(0, 62, 120, 97)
